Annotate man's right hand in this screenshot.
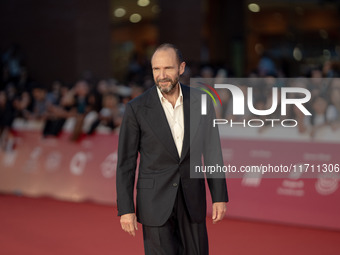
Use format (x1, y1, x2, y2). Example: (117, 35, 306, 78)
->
(120, 213, 138, 236)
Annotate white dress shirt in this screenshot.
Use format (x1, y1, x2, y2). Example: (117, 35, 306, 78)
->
(157, 84, 184, 157)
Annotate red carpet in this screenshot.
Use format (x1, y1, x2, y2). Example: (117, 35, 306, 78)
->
(1, 194, 339, 255)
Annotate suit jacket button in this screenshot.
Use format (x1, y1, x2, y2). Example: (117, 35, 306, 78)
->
(173, 183, 178, 187)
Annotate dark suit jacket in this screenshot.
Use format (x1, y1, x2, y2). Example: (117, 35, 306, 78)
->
(116, 84, 228, 227)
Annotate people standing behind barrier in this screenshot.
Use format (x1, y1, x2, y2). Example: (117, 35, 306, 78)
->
(0, 91, 15, 150)
(326, 78, 340, 130)
(69, 80, 91, 141)
(24, 83, 47, 121)
(86, 93, 122, 135)
(43, 81, 75, 137)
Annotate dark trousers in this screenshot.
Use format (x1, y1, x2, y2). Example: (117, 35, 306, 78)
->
(142, 183, 209, 255)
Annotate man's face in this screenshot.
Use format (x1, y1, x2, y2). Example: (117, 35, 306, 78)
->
(151, 48, 185, 94)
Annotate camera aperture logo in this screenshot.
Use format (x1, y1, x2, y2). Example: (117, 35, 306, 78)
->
(199, 82, 312, 128)
(198, 82, 223, 111)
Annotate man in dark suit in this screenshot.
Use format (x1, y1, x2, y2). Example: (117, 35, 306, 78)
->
(116, 43, 228, 255)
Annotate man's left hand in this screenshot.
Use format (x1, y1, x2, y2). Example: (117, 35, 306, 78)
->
(212, 202, 227, 224)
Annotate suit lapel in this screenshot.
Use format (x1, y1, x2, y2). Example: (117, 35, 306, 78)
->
(143, 86, 180, 162)
(180, 84, 200, 163)
(180, 85, 190, 162)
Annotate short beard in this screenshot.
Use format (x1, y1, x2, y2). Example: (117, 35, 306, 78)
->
(156, 77, 179, 94)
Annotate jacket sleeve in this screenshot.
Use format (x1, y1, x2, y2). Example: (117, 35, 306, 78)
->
(116, 103, 140, 216)
(203, 98, 229, 203)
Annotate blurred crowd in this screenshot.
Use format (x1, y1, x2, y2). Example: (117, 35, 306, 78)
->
(0, 45, 149, 151)
(1, 44, 340, 151)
